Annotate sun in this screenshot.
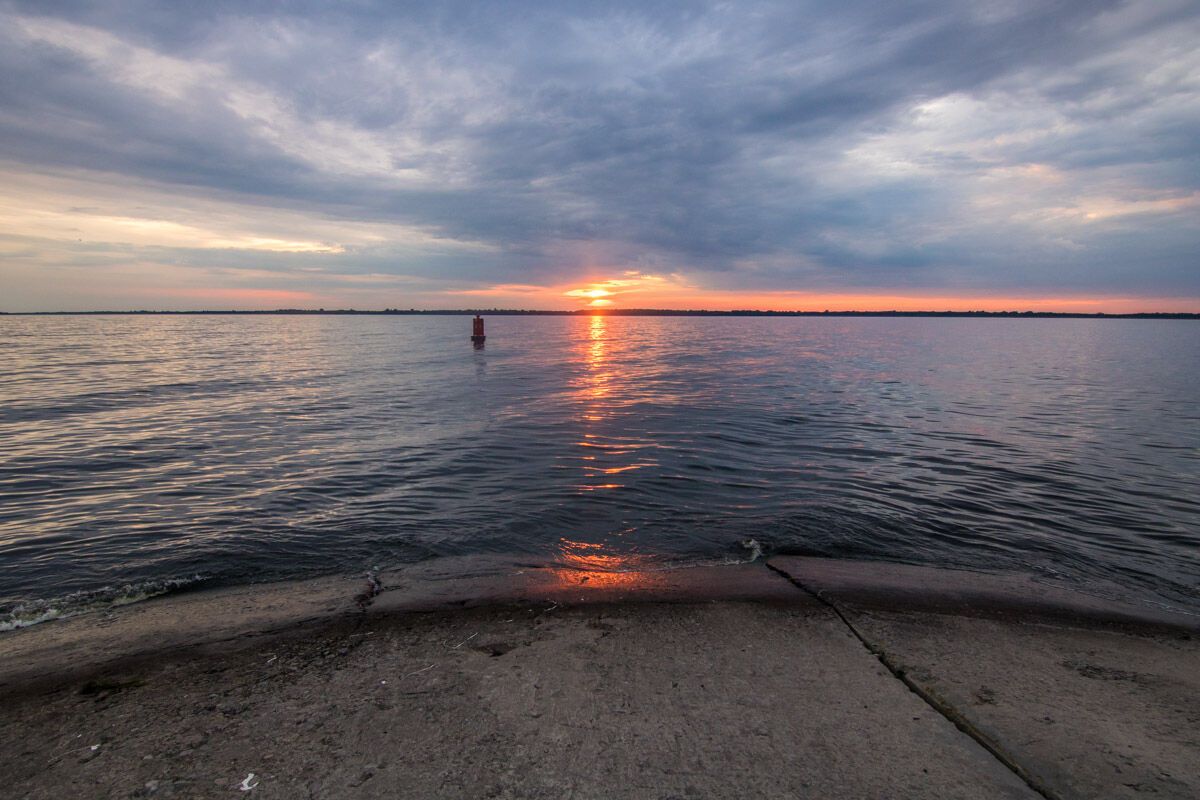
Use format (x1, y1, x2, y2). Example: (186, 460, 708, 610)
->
(566, 284, 617, 307)
(564, 273, 668, 308)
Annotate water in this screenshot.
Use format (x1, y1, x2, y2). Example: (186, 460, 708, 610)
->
(1, 314, 1198, 625)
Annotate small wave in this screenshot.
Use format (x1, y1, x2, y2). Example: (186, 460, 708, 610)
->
(0, 575, 207, 632)
(739, 538, 763, 563)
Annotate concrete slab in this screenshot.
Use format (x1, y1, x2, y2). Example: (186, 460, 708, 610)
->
(765, 556, 1198, 632)
(0, 574, 359, 690)
(847, 610, 1200, 800)
(769, 557, 1200, 799)
(0, 561, 810, 690)
(0, 598, 1037, 799)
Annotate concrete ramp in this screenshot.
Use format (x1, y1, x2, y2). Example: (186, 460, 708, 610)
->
(770, 556, 1200, 800)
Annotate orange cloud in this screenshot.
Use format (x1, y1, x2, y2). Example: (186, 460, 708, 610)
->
(562, 272, 677, 306)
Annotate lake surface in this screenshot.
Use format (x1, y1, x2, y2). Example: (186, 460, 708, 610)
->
(1, 315, 1198, 626)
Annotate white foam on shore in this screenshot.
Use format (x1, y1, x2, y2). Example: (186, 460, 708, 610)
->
(739, 538, 763, 563)
(0, 575, 207, 632)
(0, 607, 66, 631)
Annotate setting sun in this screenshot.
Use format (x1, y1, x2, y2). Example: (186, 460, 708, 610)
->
(459, 271, 1200, 314)
(561, 273, 677, 308)
(566, 286, 616, 301)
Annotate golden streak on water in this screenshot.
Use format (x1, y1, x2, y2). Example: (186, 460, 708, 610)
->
(568, 314, 661, 498)
(582, 464, 647, 475)
(545, 538, 662, 591)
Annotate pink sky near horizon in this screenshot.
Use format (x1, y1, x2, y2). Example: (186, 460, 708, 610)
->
(106, 284, 1199, 314)
(444, 275, 1200, 314)
(10, 265, 1195, 314)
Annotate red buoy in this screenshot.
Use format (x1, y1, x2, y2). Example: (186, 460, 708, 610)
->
(470, 314, 486, 344)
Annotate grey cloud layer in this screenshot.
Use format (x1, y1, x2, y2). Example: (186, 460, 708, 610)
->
(2, 0, 1198, 295)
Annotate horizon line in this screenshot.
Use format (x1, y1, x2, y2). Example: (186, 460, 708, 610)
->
(3, 308, 1199, 319)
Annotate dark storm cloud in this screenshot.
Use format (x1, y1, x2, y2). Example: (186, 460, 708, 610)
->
(1, 0, 1198, 298)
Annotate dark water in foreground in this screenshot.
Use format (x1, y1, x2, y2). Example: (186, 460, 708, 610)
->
(1, 315, 1198, 626)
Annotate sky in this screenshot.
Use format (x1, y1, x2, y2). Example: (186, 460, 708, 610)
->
(1, 0, 1198, 312)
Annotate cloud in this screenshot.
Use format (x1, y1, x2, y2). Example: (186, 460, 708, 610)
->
(0, 0, 1197, 309)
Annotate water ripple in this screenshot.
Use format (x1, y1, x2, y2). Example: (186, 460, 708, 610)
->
(1, 314, 1198, 620)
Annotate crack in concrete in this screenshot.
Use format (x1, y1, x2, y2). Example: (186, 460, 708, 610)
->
(765, 561, 1061, 800)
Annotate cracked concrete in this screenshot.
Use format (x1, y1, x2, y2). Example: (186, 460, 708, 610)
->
(768, 557, 1200, 800)
(1, 559, 1196, 799)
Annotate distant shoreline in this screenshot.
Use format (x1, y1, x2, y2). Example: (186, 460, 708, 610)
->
(3, 308, 1198, 319)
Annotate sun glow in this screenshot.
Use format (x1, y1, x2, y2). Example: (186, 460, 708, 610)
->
(562, 272, 674, 308)
(455, 272, 1199, 314)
